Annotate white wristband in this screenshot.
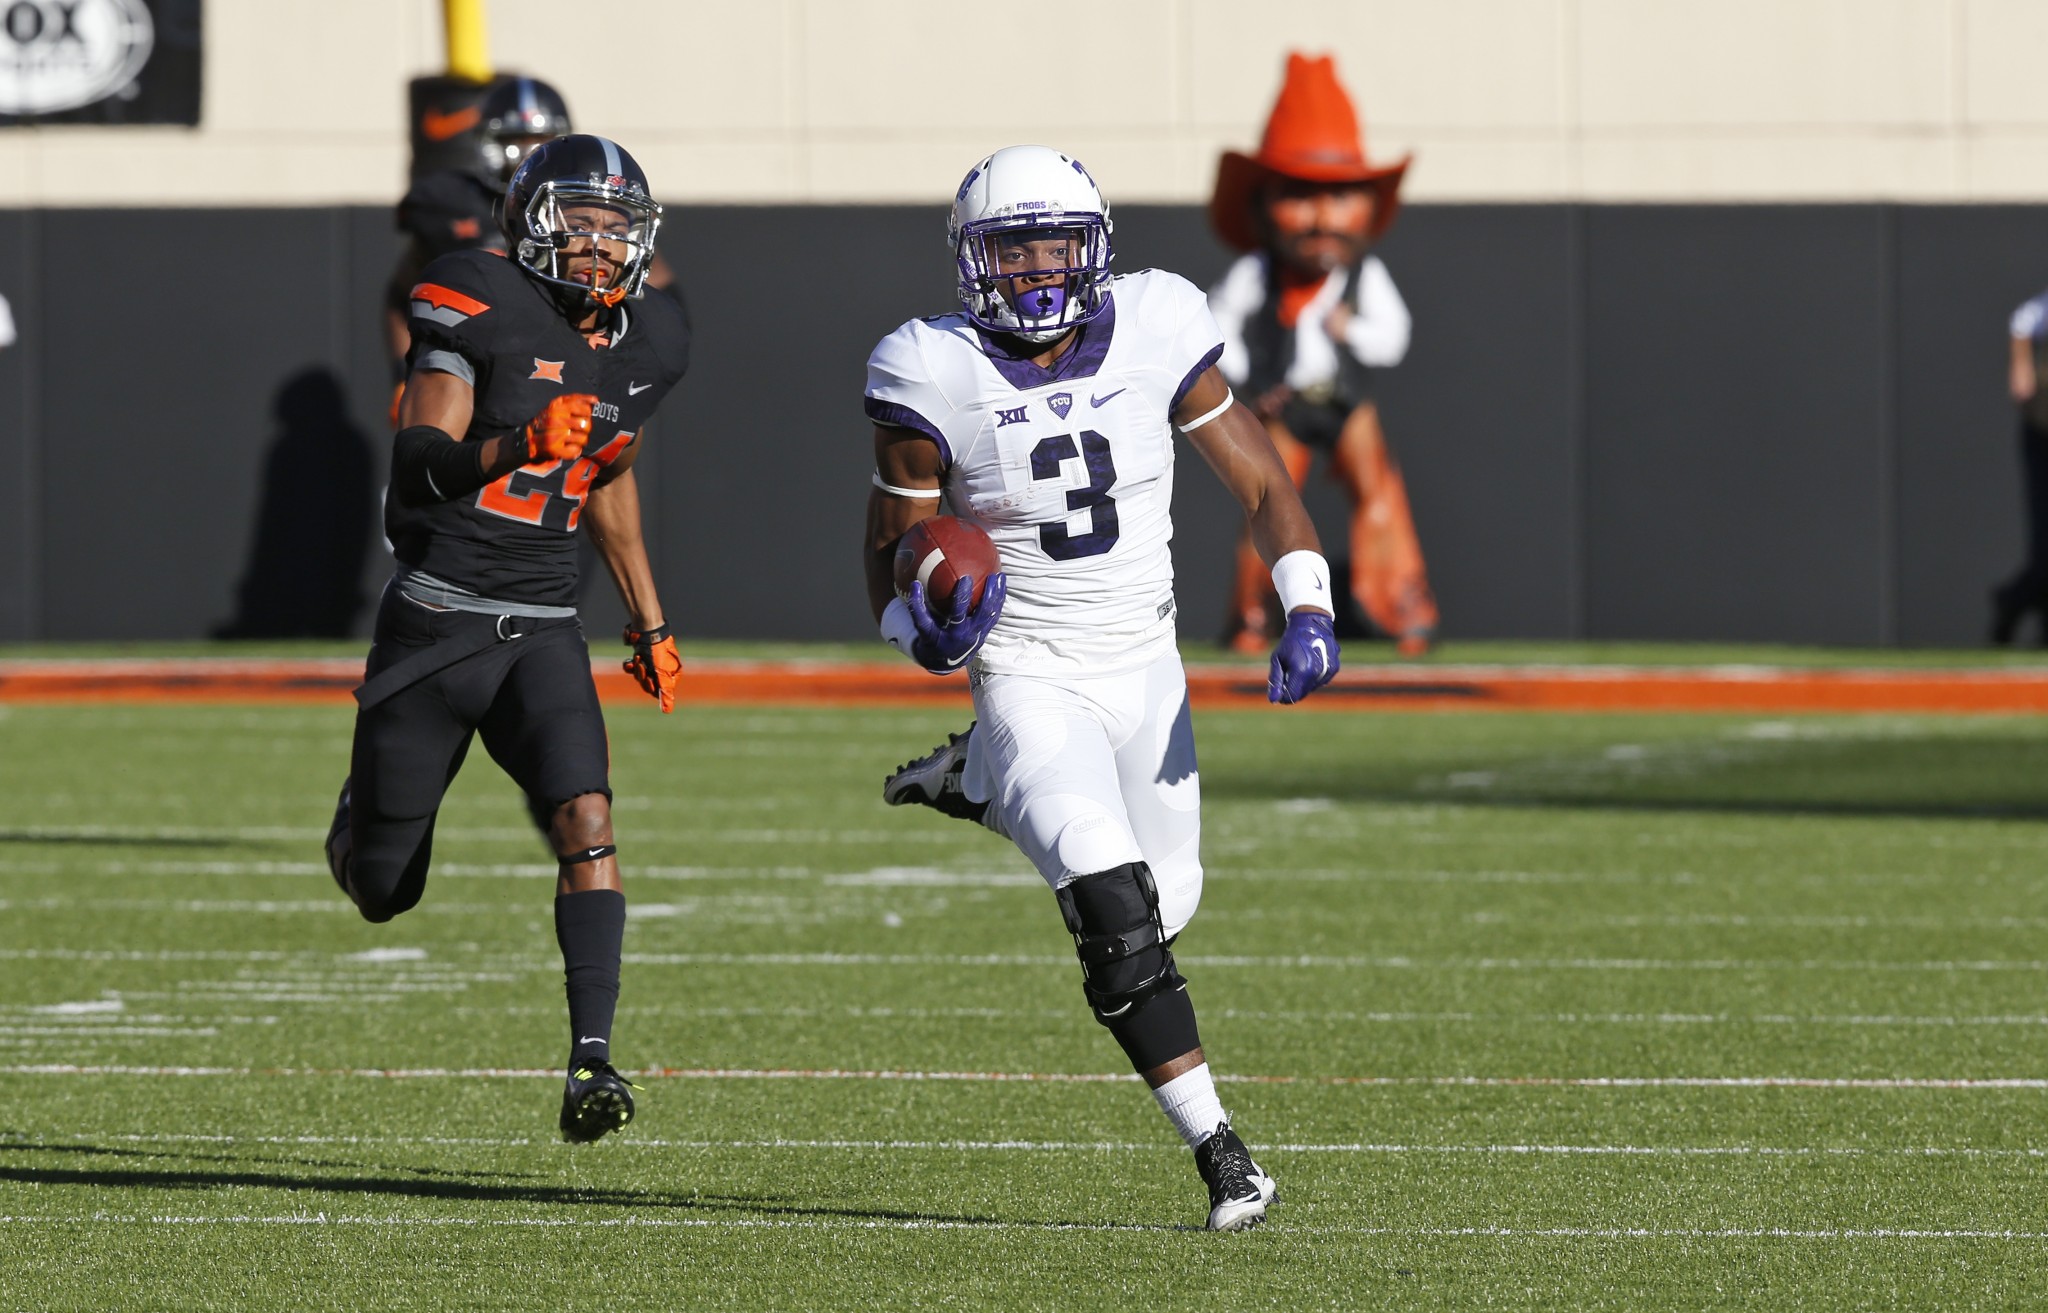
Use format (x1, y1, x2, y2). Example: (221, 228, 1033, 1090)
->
(1271, 549, 1333, 615)
(879, 596, 921, 659)
(1177, 388, 1234, 431)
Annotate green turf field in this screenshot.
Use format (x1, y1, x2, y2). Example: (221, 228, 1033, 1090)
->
(3, 697, 2047, 1308)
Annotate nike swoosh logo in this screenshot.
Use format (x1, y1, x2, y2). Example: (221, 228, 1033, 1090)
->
(628, 382, 652, 395)
(1309, 637, 1329, 676)
(582, 848, 611, 862)
(420, 106, 481, 141)
(578, 1037, 607, 1046)
(1090, 389, 1125, 407)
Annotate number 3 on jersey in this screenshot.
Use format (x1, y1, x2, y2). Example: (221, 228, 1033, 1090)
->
(1029, 429, 1119, 560)
(476, 431, 634, 532)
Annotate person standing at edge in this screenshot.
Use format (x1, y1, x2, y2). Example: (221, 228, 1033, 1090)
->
(1208, 52, 1439, 658)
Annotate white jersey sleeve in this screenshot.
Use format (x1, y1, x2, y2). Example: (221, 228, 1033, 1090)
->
(2013, 291, 2048, 341)
(1143, 268, 1228, 413)
(864, 320, 961, 464)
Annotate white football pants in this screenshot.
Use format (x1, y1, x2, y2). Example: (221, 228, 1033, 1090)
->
(963, 649, 1203, 937)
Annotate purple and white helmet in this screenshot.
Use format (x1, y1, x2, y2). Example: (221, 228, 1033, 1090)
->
(949, 145, 1114, 343)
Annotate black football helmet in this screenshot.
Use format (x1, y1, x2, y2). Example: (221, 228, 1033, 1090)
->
(503, 134, 662, 307)
(478, 76, 573, 187)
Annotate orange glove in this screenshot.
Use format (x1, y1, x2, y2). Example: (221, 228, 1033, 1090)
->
(623, 622, 682, 713)
(524, 392, 596, 463)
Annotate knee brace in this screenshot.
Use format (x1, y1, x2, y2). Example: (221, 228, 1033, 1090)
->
(1055, 862, 1186, 1024)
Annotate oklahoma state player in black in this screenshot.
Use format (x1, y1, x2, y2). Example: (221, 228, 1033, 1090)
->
(325, 135, 689, 1142)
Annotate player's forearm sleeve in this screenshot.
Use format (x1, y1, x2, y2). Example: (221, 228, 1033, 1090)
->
(390, 424, 490, 507)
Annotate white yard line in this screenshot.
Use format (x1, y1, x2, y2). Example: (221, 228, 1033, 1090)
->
(3, 1064, 2045, 1089)
(11, 946, 2048, 975)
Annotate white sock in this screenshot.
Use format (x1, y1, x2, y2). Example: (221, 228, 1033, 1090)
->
(1151, 1063, 1228, 1150)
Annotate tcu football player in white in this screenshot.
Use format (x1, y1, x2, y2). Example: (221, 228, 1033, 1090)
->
(862, 145, 1342, 1230)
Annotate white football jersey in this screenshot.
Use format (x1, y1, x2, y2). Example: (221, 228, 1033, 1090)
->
(867, 270, 1226, 676)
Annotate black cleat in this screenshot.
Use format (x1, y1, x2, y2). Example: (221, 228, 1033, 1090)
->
(559, 1060, 637, 1143)
(1194, 1121, 1278, 1231)
(325, 778, 358, 907)
(883, 724, 990, 825)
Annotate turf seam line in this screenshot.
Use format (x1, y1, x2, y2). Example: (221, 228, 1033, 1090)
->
(0, 1215, 2044, 1240)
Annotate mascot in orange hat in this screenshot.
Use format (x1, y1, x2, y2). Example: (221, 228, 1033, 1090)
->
(1209, 53, 1438, 656)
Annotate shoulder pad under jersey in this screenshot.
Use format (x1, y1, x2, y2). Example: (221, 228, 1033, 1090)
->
(407, 249, 533, 368)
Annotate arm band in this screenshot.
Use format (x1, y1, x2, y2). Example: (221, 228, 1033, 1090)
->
(1177, 388, 1234, 432)
(390, 425, 490, 507)
(1272, 549, 1334, 616)
(872, 472, 943, 499)
(879, 596, 921, 660)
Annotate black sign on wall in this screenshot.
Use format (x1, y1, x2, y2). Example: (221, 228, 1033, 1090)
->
(0, 0, 199, 125)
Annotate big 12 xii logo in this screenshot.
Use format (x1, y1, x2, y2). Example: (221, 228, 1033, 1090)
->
(0, 0, 154, 116)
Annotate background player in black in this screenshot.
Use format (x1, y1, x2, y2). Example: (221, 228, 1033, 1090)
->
(384, 77, 569, 382)
(386, 77, 676, 390)
(328, 135, 690, 1142)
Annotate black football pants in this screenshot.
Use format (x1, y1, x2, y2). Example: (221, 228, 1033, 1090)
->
(347, 587, 610, 922)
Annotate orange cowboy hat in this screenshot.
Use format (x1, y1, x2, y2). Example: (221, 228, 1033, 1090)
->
(1209, 52, 1410, 253)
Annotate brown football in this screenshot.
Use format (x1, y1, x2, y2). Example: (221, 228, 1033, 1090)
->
(894, 516, 1001, 611)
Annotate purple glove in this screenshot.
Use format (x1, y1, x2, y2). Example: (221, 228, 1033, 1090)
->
(907, 572, 1007, 674)
(1269, 609, 1339, 704)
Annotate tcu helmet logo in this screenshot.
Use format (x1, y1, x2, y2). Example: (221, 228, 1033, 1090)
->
(0, 0, 154, 116)
(530, 359, 566, 383)
(1047, 392, 1073, 420)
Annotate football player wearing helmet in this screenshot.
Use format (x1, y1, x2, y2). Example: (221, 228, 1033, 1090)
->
(326, 135, 690, 1143)
(865, 145, 1342, 1230)
(385, 76, 675, 407)
(381, 78, 567, 381)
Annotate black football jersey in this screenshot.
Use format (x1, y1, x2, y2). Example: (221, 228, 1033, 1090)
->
(390, 249, 691, 607)
(397, 170, 505, 261)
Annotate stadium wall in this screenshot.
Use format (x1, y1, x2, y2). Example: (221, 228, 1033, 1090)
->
(7, 0, 2048, 207)
(0, 201, 2041, 648)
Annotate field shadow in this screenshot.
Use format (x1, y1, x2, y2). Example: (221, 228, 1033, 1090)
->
(0, 1139, 536, 1183)
(0, 1163, 1008, 1228)
(1208, 783, 2048, 824)
(0, 830, 236, 848)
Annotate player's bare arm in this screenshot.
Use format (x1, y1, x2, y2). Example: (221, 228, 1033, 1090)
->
(1175, 366, 1330, 616)
(584, 448, 664, 632)
(864, 424, 946, 620)
(587, 449, 682, 715)
(863, 422, 1007, 674)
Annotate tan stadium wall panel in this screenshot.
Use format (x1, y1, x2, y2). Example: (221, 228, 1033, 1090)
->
(4, 0, 2048, 206)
